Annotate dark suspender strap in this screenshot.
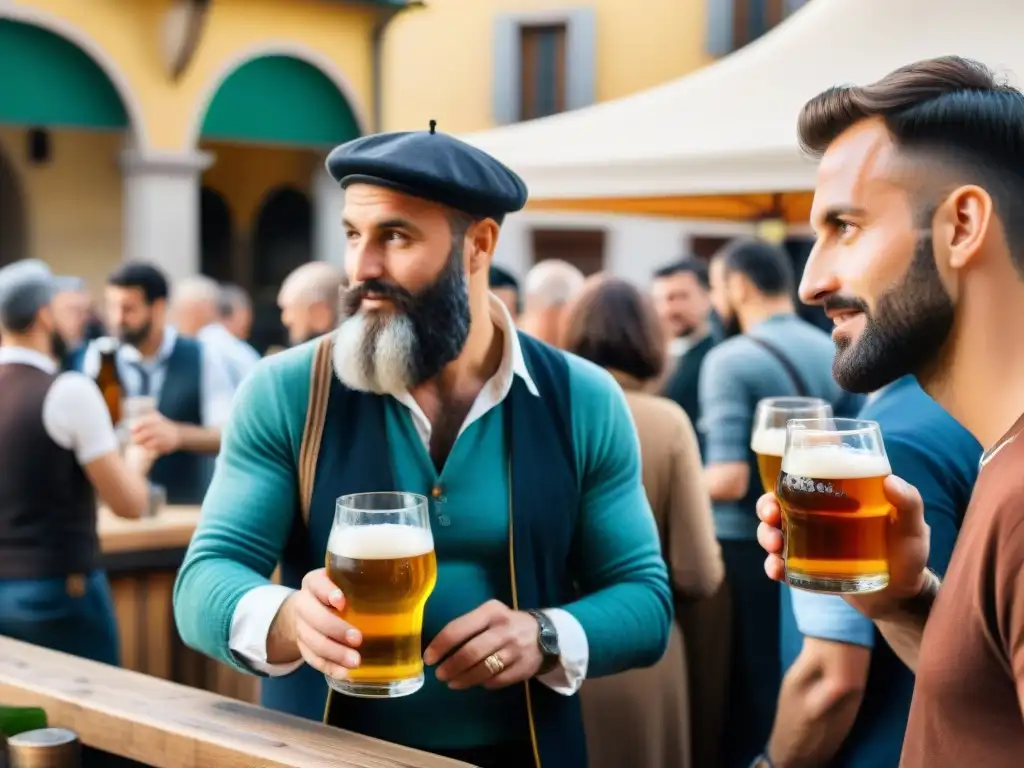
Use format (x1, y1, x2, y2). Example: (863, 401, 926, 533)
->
(747, 336, 810, 397)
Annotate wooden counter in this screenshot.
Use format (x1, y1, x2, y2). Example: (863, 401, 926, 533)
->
(0, 636, 471, 768)
(98, 505, 201, 556)
(97, 505, 258, 704)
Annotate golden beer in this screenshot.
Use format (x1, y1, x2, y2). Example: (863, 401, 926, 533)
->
(325, 523, 437, 696)
(751, 427, 786, 494)
(777, 444, 892, 593)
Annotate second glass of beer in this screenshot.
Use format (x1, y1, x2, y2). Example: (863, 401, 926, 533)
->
(751, 397, 833, 494)
(325, 492, 438, 698)
(777, 418, 893, 594)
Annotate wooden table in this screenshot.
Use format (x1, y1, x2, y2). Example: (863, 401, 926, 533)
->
(98, 505, 259, 704)
(0, 636, 471, 768)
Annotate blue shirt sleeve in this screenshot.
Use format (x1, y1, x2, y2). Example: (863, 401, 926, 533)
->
(562, 357, 673, 677)
(698, 343, 755, 464)
(791, 589, 876, 648)
(882, 434, 966, 577)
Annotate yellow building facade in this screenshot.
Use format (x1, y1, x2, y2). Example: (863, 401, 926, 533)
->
(0, 0, 800, 327)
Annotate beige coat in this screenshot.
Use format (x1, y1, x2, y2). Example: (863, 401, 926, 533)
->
(580, 371, 724, 768)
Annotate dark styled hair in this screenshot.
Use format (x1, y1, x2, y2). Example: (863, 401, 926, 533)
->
(714, 239, 794, 297)
(107, 262, 169, 304)
(489, 264, 520, 292)
(489, 264, 521, 313)
(652, 258, 710, 290)
(562, 275, 665, 382)
(798, 55, 1024, 270)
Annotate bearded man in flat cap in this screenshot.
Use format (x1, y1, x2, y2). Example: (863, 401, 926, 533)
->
(174, 126, 671, 768)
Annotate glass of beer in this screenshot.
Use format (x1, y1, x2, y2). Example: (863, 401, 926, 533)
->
(751, 398, 832, 494)
(325, 492, 437, 699)
(777, 417, 893, 594)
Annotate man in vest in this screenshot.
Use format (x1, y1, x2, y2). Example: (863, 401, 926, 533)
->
(79, 262, 236, 505)
(0, 260, 152, 665)
(174, 127, 672, 768)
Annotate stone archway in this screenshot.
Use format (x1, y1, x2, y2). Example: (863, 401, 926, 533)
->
(0, 141, 26, 267)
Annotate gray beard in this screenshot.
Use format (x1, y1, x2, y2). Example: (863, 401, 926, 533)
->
(332, 312, 418, 394)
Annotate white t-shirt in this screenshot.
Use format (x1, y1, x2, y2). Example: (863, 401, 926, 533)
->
(0, 346, 119, 465)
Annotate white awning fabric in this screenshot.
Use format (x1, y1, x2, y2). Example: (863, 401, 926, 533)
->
(462, 0, 1024, 204)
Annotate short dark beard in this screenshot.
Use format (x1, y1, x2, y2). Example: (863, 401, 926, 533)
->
(50, 330, 68, 362)
(831, 234, 955, 393)
(717, 309, 741, 339)
(118, 320, 151, 348)
(338, 213, 473, 389)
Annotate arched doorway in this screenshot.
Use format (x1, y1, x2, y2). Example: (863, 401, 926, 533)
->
(250, 186, 313, 351)
(195, 52, 361, 348)
(200, 186, 234, 282)
(0, 142, 26, 266)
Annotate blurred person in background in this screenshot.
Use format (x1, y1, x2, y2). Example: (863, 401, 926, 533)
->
(0, 260, 151, 665)
(52, 276, 92, 371)
(651, 259, 715, 455)
(518, 259, 585, 346)
(277, 261, 346, 346)
(219, 283, 254, 342)
(172, 275, 260, 389)
(699, 239, 865, 767)
(488, 264, 521, 323)
(78, 262, 235, 505)
(563, 275, 723, 768)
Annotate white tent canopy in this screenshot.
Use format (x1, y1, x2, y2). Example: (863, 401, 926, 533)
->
(462, 0, 1024, 201)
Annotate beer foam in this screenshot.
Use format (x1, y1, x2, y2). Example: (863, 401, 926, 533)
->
(750, 428, 787, 457)
(782, 444, 891, 479)
(328, 524, 434, 560)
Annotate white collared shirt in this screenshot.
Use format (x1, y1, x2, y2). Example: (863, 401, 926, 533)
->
(80, 326, 237, 428)
(196, 323, 261, 390)
(0, 346, 119, 465)
(228, 295, 589, 695)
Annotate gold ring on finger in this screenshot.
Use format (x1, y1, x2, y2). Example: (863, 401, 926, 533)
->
(484, 653, 505, 676)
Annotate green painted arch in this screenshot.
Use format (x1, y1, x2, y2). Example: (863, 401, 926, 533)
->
(200, 55, 361, 147)
(0, 20, 128, 129)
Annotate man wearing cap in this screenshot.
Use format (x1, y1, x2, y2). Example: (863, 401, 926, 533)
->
(174, 126, 672, 768)
(0, 260, 152, 665)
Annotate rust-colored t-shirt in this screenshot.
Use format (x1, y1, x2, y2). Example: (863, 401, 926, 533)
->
(901, 414, 1024, 766)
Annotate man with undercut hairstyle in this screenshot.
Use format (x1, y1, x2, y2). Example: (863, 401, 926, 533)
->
(754, 56, 1024, 767)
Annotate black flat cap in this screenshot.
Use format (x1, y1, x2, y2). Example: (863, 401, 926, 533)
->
(326, 122, 528, 223)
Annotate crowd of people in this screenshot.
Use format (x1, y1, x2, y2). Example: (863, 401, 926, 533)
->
(1, 53, 1024, 768)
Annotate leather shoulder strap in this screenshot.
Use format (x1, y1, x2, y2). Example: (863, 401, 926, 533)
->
(747, 335, 810, 398)
(298, 335, 334, 524)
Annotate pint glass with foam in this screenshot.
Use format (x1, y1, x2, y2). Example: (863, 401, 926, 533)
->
(778, 418, 892, 594)
(325, 492, 437, 698)
(750, 398, 832, 494)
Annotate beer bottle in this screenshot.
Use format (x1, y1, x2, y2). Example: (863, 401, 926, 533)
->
(94, 337, 123, 427)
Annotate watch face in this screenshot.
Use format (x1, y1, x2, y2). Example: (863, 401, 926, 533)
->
(536, 614, 559, 655)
